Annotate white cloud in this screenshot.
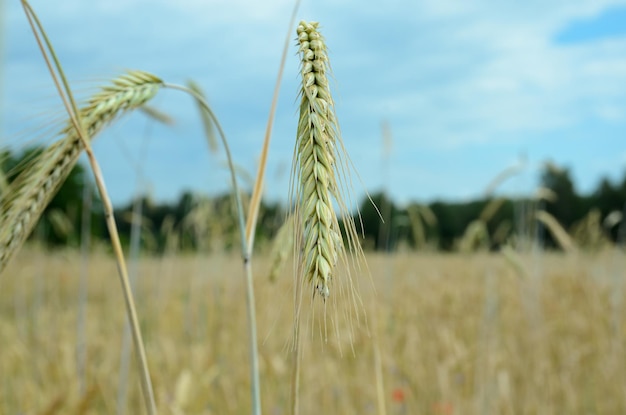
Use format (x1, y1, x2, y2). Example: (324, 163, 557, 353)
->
(3, 0, 626, 204)
(332, 1, 626, 149)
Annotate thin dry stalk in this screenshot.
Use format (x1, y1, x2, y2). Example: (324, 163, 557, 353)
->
(20, 4, 161, 413)
(245, 0, 301, 252)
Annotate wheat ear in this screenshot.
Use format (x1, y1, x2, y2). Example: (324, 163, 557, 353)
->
(0, 70, 162, 273)
(267, 214, 295, 282)
(293, 21, 346, 300)
(535, 210, 578, 253)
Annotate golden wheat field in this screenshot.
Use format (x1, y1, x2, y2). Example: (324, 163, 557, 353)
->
(1, 247, 625, 414)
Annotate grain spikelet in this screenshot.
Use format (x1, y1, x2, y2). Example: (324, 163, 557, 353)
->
(480, 197, 505, 224)
(501, 244, 528, 279)
(47, 208, 74, 239)
(406, 203, 437, 249)
(407, 205, 426, 249)
(492, 219, 512, 245)
(416, 204, 438, 227)
(186, 79, 218, 154)
(267, 214, 294, 282)
(170, 369, 193, 415)
(535, 210, 577, 253)
(39, 393, 65, 415)
(0, 165, 8, 195)
(604, 210, 623, 229)
(292, 21, 365, 303)
(160, 215, 180, 253)
(571, 208, 608, 249)
(458, 220, 489, 252)
(535, 187, 558, 203)
(139, 105, 175, 125)
(0, 70, 162, 273)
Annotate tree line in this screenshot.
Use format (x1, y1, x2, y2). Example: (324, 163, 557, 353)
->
(3, 147, 625, 253)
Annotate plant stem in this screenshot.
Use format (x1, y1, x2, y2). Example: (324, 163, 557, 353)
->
(163, 83, 261, 415)
(21, 2, 157, 413)
(164, 84, 247, 254)
(290, 274, 302, 415)
(245, 0, 301, 250)
(76, 180, 92, 397)
(372, 304, 387, 415)
(118, 195, 145, 415)
(244, 257, 262, 415)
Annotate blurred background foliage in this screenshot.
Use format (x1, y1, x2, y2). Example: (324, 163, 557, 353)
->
(2, 146, 625, 254)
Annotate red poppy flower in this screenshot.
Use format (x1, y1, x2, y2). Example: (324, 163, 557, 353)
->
(392, 388, 405, 403)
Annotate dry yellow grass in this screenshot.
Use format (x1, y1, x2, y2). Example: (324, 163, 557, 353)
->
(1, 248, 625, 414)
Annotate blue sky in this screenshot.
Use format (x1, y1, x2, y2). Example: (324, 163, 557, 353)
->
(1, 0, 626, 207)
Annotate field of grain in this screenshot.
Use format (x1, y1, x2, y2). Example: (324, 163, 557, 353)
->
(1, 247, 624, 414)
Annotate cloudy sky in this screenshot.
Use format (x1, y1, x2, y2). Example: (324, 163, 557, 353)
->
(2, 0, 626, 207)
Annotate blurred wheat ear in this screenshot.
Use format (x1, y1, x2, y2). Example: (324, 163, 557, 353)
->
(292, 21, 366, 303)
(0, 70, 162, 273)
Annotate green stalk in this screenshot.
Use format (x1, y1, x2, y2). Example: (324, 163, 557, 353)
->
(163, 83, 261, 415)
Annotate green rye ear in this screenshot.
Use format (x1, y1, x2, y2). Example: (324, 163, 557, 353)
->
(292, 21, 367, 304)
(0, 71, 162, 273)
(294, 21, 343, 300)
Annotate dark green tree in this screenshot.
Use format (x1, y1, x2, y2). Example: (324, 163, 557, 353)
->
(355, 192, 396, 251)
(540, 163, 583, 230)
